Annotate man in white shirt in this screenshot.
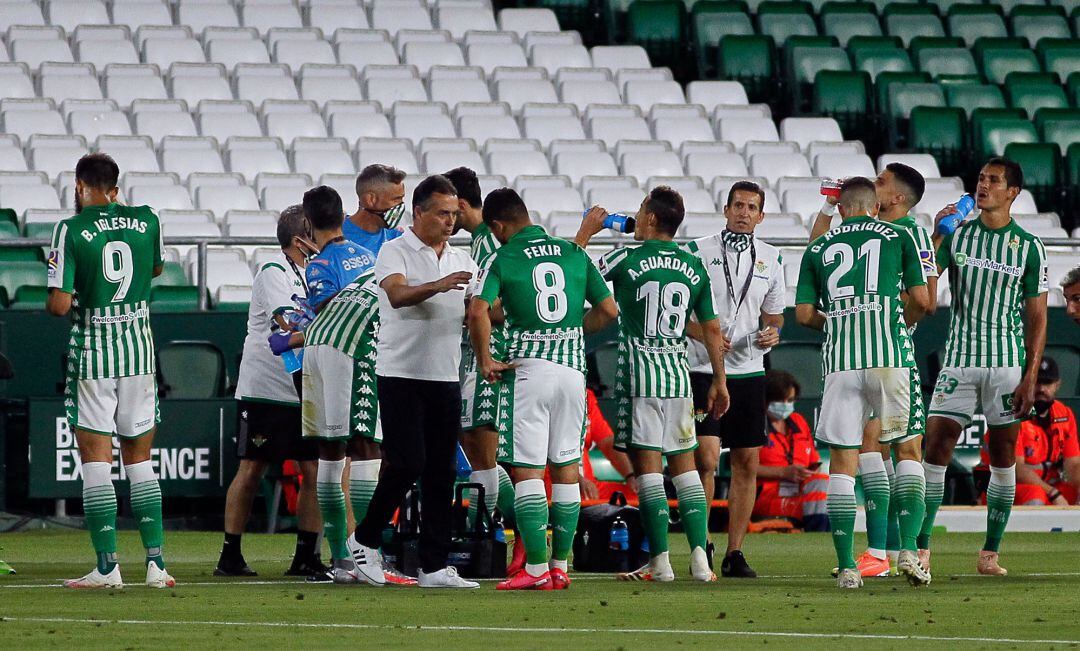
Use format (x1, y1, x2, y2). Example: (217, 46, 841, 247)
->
(216, 205, 324, 578)
(686, 181, 786, 578)
(348, 175, 480, 589)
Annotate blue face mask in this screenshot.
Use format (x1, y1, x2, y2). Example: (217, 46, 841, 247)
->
(767, 401, 794, 420)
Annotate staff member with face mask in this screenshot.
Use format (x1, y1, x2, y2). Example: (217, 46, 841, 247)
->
(343, 164, 407, 257)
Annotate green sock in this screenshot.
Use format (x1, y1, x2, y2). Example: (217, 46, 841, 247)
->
(884, 458, 901, 553)
(918, 462, 946, 549)
(496, 465, 516, 528)
(127, 461, 165, 569)
(893, 460, 927, 552)
(514, 479, 550, 566)
(317, 460, 348, 561)
(349, 459, 380, 525)
(827, 474, 857, 570)
(549, 484, 580, 562)
(82, 462, 118, 575)
(637, 473, 670, 555)
(984, 466, 1016, 553)
(673, 470, 708, 551)
(858, 453, 889, 557)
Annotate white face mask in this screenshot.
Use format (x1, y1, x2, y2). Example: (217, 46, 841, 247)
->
(767, 401, 794, 420)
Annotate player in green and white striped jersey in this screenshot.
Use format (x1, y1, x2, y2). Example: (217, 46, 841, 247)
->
(46, 153, 174, 590)
(468, 188, 618, 591)
(920, 158, 1048, 577)
(796, 177, 931, 589)
(574, 187, 730, 583)
(811, 163, 939, 578)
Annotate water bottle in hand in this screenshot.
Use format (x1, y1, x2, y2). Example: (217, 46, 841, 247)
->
(584, 209, 636, 234)
(937, 193, 975, 236)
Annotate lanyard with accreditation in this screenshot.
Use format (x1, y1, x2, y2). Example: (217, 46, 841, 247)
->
(720, 236, 756, 317)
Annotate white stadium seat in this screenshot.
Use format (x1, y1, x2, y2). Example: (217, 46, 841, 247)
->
(813, 153, 876, 179)
(779, 117, 844, 151)
(750, 153, 813, 187)
(162, 136, 225, 180)
(467, 43, 529, 75)
(499, 8, 561, 36)
(876, 153, 942, 179)
(717, 117, 779, 151)
(591, 46, 651, 72)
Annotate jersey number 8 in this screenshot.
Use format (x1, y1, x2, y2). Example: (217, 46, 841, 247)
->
(533, 262, 567, 323)
(102, 240, 133, 302)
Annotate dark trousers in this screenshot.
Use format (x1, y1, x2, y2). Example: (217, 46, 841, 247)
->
(356, 374, 462, 573)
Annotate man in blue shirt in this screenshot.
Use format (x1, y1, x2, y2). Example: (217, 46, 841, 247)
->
(342, 164, 406, 258)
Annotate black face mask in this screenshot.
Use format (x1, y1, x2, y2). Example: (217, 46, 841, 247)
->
(1034, 399, 1053, 416)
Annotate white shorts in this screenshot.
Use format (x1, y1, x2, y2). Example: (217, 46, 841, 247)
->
(497, 357, 586, 468)
(460, 370, 499, 430)
(301, 344, 382, 442)
(614, 397, 697, 455)
(929, 366, 1022, 428)
(817, 368, 911, 448)
(66, 373, 159, 439)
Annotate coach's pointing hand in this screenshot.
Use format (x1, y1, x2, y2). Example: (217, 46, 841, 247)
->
(433, 271, 473, 293)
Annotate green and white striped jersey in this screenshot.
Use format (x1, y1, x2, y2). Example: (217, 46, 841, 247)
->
(598, 240, 717, 398)
(795, 216, 926, 375)
(464, 222, 507, 366)
(470, 222, 500, 262)
(48, 203, 164, 379)
(476, 225, 611, 373)
(937, 218, 1047, 368)
(304, 270, 379, 360)
(891, 215, 937, 335)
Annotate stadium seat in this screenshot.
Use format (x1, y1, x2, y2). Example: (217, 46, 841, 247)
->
(718, 35, 776, 101)
(876, 153, 942, 179)
(1004, 142, 1061, 212)
(487, 150, 552, 181)
(888, 82, 946, 148)
(749, 152, 811, 187)
(465, 43, 528, 76)
(780, 117, 844, 151)
(0, 261, 46, 306)
(685, 152, 749, 179)
(812, 70, 872, 136)
(236, 64, 299, 106)
(242, 2, 302, 32)
(980, 47, 1041, 86)
(976, 117, 1038, 159)
(158, 341, 225, 399)
(814, 153, 876, 179)
(822, 9, 882, 47)
(555, 152, 619, 184)
(717, 117, 779, 151)
(620, 150, 684, 185)
(758, 4, 818, 47)
(692, 2, 754, 78)
(916, 47, 979, 79)
(151, 285, 201, 312)
(885, 14, 946, 47)
(1011, 7, 1072, 49)
(1009, 81, 1070, 119)
(909, 106, 967, 176)
(499, 8, 561, 36)
(1037, 39, 1080, 84)
(854, 45, 914, 81)
(790, 46, 851, 113)
(625, 0, 684, 69)
(1037, 108, 1080, 155)
(948, 9, 1009, 47)
(309, 3, 370, 36)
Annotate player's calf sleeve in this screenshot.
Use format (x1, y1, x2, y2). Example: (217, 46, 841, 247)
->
(348, 459, 380, 524)
(316, 459, 348, 561)
(984, 465, 1016, 553)
(637, 473, 670, 556)
(858, 452, 889, 559)
(893, 460, 926, 552)
(549, 482, 580, 568)
(827, 474, 858, 570)
(126, 460, 165, 567)
(467, 467, 498, 527)
(81, 461, 118, 574)
(883, 457, 901, 554)
(672, 470, 708, 551)
(514, 479, 550, 574)
(496, 465, 516, 527)
(918, 462, 947, 549)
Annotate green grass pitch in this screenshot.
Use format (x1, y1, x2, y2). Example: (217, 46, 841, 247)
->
(1, 529, 1079, 648)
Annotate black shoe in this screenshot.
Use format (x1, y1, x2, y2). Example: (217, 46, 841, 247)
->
(304, 569, 334, 583)
(705, 542, 715, 570)
(720, 550, 757, 578)
(214, 556, 257, 577)
(286, 556, 330, 578)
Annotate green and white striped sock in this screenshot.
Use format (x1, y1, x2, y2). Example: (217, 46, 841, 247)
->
(858, 453, 890, 559)
(827, 473, 858, 570)
(893, 460, 926, 552)
(126, 461, 165, 569)
(637, 473, 670, 556)
(984, 465, 1016, 553)
(349, 459, 379, 525)
(82, 462, 118, 575)
(918, 462, 947, 549)
(317, 459, 348, 561)
(467, 467, 499, 528)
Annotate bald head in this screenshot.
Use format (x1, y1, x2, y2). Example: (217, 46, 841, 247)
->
(838, 176, 879, 218)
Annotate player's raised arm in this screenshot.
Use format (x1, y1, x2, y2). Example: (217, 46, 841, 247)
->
(808, 184, 840, 241)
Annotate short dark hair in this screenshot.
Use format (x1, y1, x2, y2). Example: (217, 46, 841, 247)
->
(412, 174, 457, 212)
(355, 163, 406, 197)
(276, 204, 309, 249)
(482, 187, 530, 225)
(984, 156, 1024, 189)
(765, 369, 801, 403)
(75, 152, 120, 190)
(302, 185, 344, 231)
(839, 176, 878, 212)
(885, 162, 925, 208)
(725, 180, 765, 212)
(442, 166, 482, 209)
(644, 186, 684, 236)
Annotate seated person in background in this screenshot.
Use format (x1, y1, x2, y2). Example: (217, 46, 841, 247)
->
(753, 370, 829, 531)
(979, 357, 1079, 505)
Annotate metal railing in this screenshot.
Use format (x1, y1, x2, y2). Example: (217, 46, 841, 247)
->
(4, 235, 1079, 311)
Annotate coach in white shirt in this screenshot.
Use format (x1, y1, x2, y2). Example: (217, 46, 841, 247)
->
(686, 180, 786, 578)
(350, 175, 480, 589)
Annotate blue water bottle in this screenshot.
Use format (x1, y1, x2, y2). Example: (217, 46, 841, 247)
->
(455, 444, 472, 478)
(937, 193, 975, 236)
(281, 348, 304, 374)
(609, 517, 630, 571)
(585, 210, 636, 234)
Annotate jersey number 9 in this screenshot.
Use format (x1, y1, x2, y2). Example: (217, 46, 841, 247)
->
(102, 240, 133, 302)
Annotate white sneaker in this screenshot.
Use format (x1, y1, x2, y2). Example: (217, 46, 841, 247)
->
(836, 567, 863, 589)
(898, 550, 931, 587)
(64, 565, 123, 589)
(650, 551, 676, 582)
(332, 566, 360, 584)
(145, 561, 176, 589)
(417, 566, 480, 589)
(689, 546, 716, 582)
(345, 534, 384, 587)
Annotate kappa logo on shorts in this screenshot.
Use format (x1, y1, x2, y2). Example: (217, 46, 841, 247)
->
(251, 435, 267, 448)
(135, 418, 152, 429)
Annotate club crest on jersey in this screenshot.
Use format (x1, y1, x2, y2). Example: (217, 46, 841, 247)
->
(1008, 236, 1020, 250)
(755, 260, 767, 274)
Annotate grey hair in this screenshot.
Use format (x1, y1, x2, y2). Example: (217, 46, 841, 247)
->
(1062, 266, 1080, 289)
(276, 204, 308, 249)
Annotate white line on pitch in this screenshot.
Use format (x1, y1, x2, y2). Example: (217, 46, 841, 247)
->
(1, 616, 1077, 645)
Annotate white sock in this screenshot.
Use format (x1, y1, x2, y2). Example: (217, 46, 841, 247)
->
(124, 460, 156, 485)
(551, 482, 580, 504)
(923, 462, 946, 485)
(82, 461, 112, 488)
(349, 459, 380, 481)
(883, 456, 895, 480)
(989, 464, 1016, 487)
(318, 458, 346, 484)
(469, 467, 499, 516)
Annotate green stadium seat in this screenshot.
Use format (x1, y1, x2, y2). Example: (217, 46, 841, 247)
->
(791, 45, 851, 112)
(0, 209, 16, 227)
(214, 301, 250, 313)
(980, 46, 1042, 85)
(888, 81, 946, 147)
(768, 343, 824, 397)
(158, 340, 225, 399)
(758, 5, 819, 47)
(853, 46, 913, 78)
(1035, 108, 1080, 155)
(1000, 0, 1058, 16)
(813, 70, 873, 134)
(948, 11, 1009, 47)
(718, 35, 777, 99)
(0, 222, 19, 239)
(885, 14, 946, 47)
(1046, 344, 1080, 397)
(819, 1, 878, 14)
(151, 285, 201, 312)
(8, 285, 48, 311)
(1036, 39, 1080, 83)
(1068, 143, 1080, 220)
(908, 35, 966, 59)
(627, 0, 686, 69)
(1003, 142, 1061, 211)
(916, 47, 979, 78)
(536, 0, 595, 36)
(935, 74, 983, 87)
(693, 2, 755, 78)
(945, 82, 1006, 116)
(881, 2, 937, 16)
(948, 3, 1005, 18)
(0, 247, 42, 263)
(22, 221, 55, 240)
(909, 106, 967, 175)
(151, 262, 190, 288)
(924, 0, 977, 15)
(0, 261, 46, 307)
(975, 117, 1038, 159)
(1070, 71, 1080, 105)
(822, 12, 883, 46)
(604, 0, 636, 43)
(1011, 7, 1072, 48)
(874, 70, 929, 111)
(1007, 82, 1069, 117)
